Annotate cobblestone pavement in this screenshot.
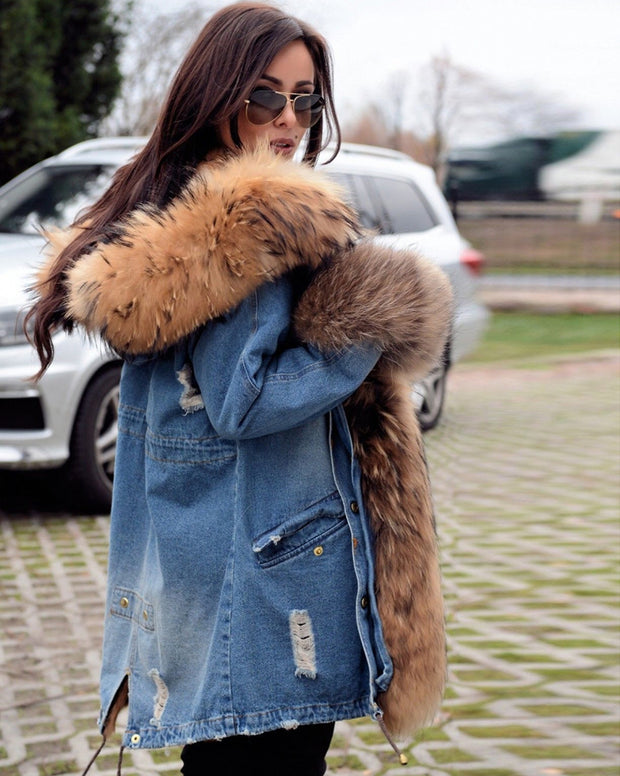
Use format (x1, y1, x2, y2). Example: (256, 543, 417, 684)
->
(1, 353, 619, 776)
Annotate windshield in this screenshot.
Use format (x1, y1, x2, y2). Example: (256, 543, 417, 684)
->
(0, 164, 115, 234)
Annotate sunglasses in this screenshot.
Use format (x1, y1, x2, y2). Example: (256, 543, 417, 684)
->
(244, 88, 325, 128)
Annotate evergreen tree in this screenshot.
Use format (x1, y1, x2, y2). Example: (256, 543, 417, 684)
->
(0, 0, 128, 184)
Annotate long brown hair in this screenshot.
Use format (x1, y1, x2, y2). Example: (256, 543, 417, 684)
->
(28, 1, 341, 376)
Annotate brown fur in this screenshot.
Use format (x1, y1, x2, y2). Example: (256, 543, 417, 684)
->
(294, 240, 451, 736)
(38, 149, 362, 354)
(38, 148, 452, 738)
(293, 241, 452, 380)
(346, 373, 446, 734)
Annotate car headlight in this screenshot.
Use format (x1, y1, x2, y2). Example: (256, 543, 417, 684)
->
(0, 308, 30, 346)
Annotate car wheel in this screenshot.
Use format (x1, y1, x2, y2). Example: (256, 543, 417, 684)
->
(64, 365, 121, 513)
(414, 363, 448, 432)
(414, 337, 451, 432)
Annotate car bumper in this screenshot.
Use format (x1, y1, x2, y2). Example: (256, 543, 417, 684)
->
(0, 333, 113, 471)
(451, 298, 490, 364)
(0, 347, 69, 469)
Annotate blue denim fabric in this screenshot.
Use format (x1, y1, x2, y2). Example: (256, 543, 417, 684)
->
(99, 273, 391, 750)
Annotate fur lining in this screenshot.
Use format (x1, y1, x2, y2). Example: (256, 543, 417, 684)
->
(39, 148, 452, 737)
(295, 240, 451, 735)
(350, 373, 446, 735)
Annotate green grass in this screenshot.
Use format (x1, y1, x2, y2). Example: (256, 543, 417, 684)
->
(465, 312, 619, 364)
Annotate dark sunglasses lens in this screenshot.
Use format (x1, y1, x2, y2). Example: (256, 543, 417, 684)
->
(246, 90, 288, 124)
(246, 90, 325, 127)
(293, 94, 324, 128)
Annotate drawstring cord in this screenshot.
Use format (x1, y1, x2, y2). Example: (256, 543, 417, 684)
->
(80, 736, 106, 776)
(375, 714, 409, 766)
(79, 736, 125, 776)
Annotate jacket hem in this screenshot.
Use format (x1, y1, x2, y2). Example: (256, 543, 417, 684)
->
(118, 697, 372, 749)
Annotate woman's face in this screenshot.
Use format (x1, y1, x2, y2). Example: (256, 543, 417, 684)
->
(221, 40, 317, 158)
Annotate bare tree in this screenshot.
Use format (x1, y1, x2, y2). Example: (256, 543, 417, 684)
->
(415, 53, 581, 180)
(381, 71, 411, 151)
(342, 107, 429, 164)
(343, 68, 435, 164)
(101, 2, 215, 136)
(344, 54, 501, 177)
(416, 53, 500, 178)
(343, 105, 391, 148)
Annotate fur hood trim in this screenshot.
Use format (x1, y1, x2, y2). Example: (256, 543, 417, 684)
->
(39, 148, 452, 738)
(39, 149, 362, 354)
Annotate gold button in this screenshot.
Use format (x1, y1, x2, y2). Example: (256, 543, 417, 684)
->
(352, 537, 359, 550)
(313, 546, 324, 557)
(130, 733, 140, 744)
(143, 610, 148, 620)
(350, 501, 359, 514)
(120, 597, 129, 608)
(360, 595, 369, 609)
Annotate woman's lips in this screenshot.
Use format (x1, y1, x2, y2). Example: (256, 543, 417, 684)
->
(271, 138, 295, 155)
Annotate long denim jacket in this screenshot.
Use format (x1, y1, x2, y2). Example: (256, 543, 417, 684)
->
(39, 150, 450, 749)
(100, 272, 392, 749)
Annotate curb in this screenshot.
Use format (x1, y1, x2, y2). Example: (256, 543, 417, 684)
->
(479, 288, 620, 314)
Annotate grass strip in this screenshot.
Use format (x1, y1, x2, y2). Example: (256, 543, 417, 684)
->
(465, 312, 619, 364)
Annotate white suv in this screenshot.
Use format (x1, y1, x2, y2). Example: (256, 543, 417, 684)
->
(0, 139, 488, 511)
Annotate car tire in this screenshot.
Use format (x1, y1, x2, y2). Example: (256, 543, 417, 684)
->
(63, 365, 121, 513)
(414, 339, 451, 432)
(415, 364, 448, 431)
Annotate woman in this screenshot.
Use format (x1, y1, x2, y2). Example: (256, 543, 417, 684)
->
(28, 3, 451, 774)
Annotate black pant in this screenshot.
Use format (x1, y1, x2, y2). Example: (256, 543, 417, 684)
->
(180, 722, 335, 776)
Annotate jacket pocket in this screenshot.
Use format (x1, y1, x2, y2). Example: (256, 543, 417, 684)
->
(109, 586, 155, 632)
(145, 428, 236, 466)
(252, 491, 347, 569)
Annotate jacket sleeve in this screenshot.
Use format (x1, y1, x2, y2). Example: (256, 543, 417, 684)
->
(189, 275, 381, 440)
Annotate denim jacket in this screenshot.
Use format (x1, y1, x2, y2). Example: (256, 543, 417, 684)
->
(40, 148, 451, 747)
(101, 273, 390, 748)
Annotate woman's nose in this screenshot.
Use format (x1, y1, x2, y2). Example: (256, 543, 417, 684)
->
(275, 99, 298, 127)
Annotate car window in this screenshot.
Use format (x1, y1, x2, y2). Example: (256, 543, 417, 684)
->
(367, 176, 438, 234)
(0, 165, 115, 234)
(326, 172, 383, 232)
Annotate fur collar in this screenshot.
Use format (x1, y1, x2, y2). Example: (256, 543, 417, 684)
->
(38, 149, 362, 354)
(39, 148, 452, 739)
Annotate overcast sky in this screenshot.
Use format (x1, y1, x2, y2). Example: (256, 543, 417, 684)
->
(143, 0, 619, 139)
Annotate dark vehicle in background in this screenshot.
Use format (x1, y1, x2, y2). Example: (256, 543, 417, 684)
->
(444, 131, 603, 202)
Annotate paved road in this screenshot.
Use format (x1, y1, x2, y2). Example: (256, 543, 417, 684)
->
(1, 353, 619, 776)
